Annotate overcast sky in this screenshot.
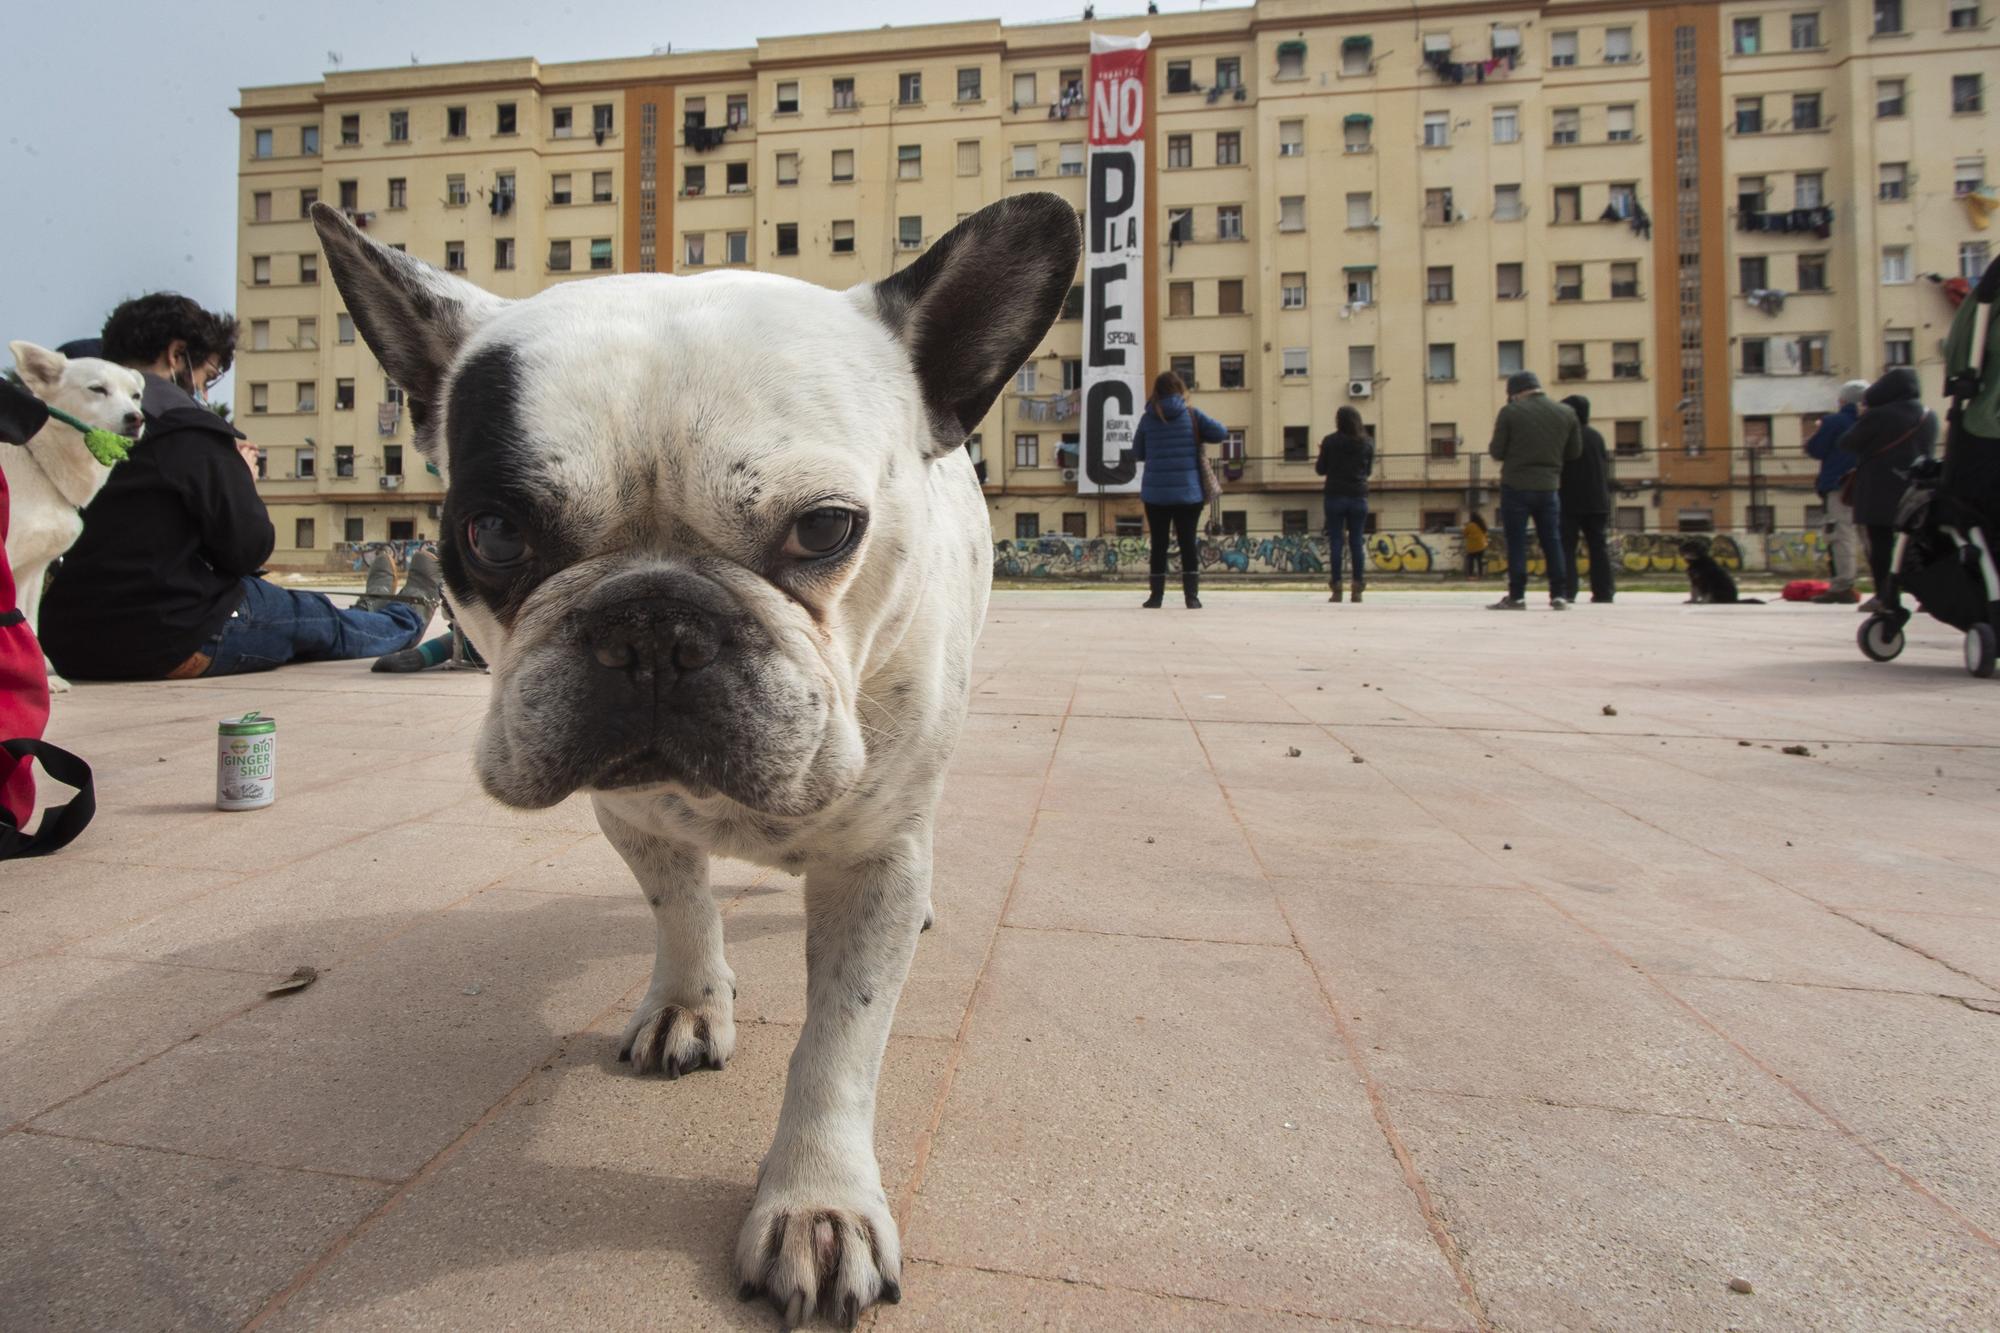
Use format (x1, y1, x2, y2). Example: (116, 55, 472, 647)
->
(1, 0, 1207, 390)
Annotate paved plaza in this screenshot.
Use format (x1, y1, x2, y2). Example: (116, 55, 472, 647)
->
(4, 590, 1998, 1330)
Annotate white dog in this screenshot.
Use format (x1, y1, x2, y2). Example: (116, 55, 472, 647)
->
(313, 194, 1079, 1326)
(4, 342, 145, 691)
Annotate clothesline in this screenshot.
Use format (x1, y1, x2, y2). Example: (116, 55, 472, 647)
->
(1421, 48, 1518, 84)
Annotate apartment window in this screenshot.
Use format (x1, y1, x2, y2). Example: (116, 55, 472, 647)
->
(1282, 348, 1309, 379)
(253, 128, 273, 158)
(1878, 80, 1905, 118)
(1954, 75, 1984, 115)
(685, 233, 706, 267)
(1219, 510, 1248, 537)
(777, 151, 799, 186)
(1733, 17, 1761, 55)
(1013, 72, 1037, 107)
(1957, 158, 1987, 195)
(1059, 143, 1084, 176)
(1612, 343, 1642, 379)
(387, 109, 409, 143)
(1875, 0, 1904, 34)
(593, 104, 614, 136)
(1278, 120, 1303, 156)
(1216, 205, 1243, 241)
(1792, 12, 1821, 48)
(1207, 279, 1240, 315)
(594, 171, 614, 203)
(1800, 334, 1829, 375)
(1964, 242, 1992, 281)
(494, 237, 515, 271)
(1062, 358, 1083, 391)
(295, 518, 315, 549)
(551, 173, 572, 205)
(775, 223, 799, 257)
(1553, 108, 1581, 145)
(552, 106, 572, 137)
(549, 239, 572, 271)
(1214, 131, 1241, 166)
(1557, 344, 1587, 380)
(1280, 427, 1311, 463)
(297, 318, 316, 348)
(1792, 93, 1822, 132)
(300, 254, 317, 284)
(898, 216, 923, 251)
(1604, 262, 1637, 299)
(900, 72, 923, 105)
(1281, 273, 1306, 308)
(1428, 423, 1458, 461)
(301, 125, 319, 155)
(1951, 0, 1981, 27)
(831, 220, 855, 254)
(1062, 285, 1084, 320)
(1426, 266, 1454, 303)
(1606, 27, 1634, 62)
(337, 313, 354, 343)
(1014, 514, 1040, 539)
(828, 150, 857, 185)
(1423, 111, 1449, 148)
(1735, 98, 1763, 135)
(1498, 340, 1525, 376)
(1554, 186, 1581, 223)
(1742, 338, 1768, 374)
(1885, 329, 1914, 368)
(377, 444, 402, 479)
(764, 81, 796, 116)
(1494, 185, 1523, 220)
(1551, 31, 1578, 66)
(1616, 507, 1646, 533)
(299, 187, 318, 216)
(1215, 57, 1242, 90)
(1169, 281, 1194, 316)
(1346, 192, 1373, 228)
(1496, 263, 1524, 299)
(1015, 360, 1037, 395)
(444, 241, 465, 272)
(249, 383, 268, 414)
(1014, 434, 1039, 467)
(1492, 107, 1519, 144)
(1277, 40, 1306, 79)
(380, 177, 403, 210)
(726, 231, 748, 265)
(248, 192, 273, 227)
(1167, 134, 1191, 169)
(340, 113, 359, 145)
(1170, 355, 1197, 387)
(684, 165, 707, 197)
(1342, 39, 1371, 76)
(1879, 162, 1908, 201)
(252, 255, 270, 286)
(435, 105, 462, 139)
(1219, 355, 1245, 388)
(1279, 196, 1305, 231)
(335, 448, 355, 481)
(1345, 269, 1374, 305)
(1557, 264, 1584, 300)
(831, 78, 855, 110)
(895, 144, 922, 180)
(337, 179, 359, 211)
(1427, 344, 1456, 381)
(1012, 144, 1037, 178)
(957, 68, 981, 101)
(1741, 256, 1770, 292)
(1882, 246, 1911, 284)
(586, 237, 610, 271)
(1344, 117, 1371, 152)
(443, 175, 466, 207)
(1798, 253, 1828, 291)
(1608, 105, 1636, 141)
(1614, 421, 1642, 457)
(1348, 345, 1376, 380)
(334, 378, 355, 410)
(727, 95, 748, 128)
(1060, 512, 1087, 539)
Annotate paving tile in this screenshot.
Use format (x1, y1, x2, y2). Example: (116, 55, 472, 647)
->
(1393, 1091, 2000, 1331)
(0, 862, 239, 965)
(0, 1132, 387, 1328)
(1840, 910, 2000, 994)
(884, 1261, 1375, 1330)
(907, 929, 1471, 1328)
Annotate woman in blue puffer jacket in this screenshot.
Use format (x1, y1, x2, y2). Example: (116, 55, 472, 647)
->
(1131, 371, 1227, 608)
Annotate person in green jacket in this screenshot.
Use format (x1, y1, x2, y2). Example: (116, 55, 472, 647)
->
(1487, 371, 1583, 610)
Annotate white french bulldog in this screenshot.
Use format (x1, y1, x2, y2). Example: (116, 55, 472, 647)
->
(313, 195, 1079, 1327)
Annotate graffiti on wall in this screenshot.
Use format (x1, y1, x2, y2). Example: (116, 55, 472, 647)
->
(1762, 528, 1828, 576)
(1485, 531, 1746, 577)
(333, 540, 430, 571)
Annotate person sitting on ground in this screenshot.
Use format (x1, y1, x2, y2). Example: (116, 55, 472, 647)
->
(1315, 406, 1374, 604)
(38, 293, 439, 680)
(1841, 366, 1937, 616)
(1462, 511, 1489, 578)
(1486, 371, 1581, 610)
(1557, 394, 1616, 604)
(1804, 380, 1867, 604)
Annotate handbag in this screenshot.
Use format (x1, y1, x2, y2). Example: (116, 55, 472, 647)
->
(1839, 417, 1926, 507)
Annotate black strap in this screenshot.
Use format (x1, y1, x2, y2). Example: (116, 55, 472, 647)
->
(0, 609, 23, 628)
(0, 738, 96, 859)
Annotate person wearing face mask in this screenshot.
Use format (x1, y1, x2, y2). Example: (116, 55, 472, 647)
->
(38, 293, 440, 680)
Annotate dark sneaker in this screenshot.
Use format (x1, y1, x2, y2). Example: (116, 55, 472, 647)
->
(1813, 589, 1860, 604)
(1857, 595, 1882, 613)
(1487, 596, 1527, 610)
(1550, 598, 1571, 610)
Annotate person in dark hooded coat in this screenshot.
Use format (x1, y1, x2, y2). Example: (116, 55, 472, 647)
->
(1557, 394, 1615, 603)
(1841, 367, 1936, 610)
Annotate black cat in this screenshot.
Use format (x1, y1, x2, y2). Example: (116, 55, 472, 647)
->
(1679, 541, 1763, 604)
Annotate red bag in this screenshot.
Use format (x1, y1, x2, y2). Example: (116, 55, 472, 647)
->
(1782, 579, 1831, 602)
(2, 411, 95, 857)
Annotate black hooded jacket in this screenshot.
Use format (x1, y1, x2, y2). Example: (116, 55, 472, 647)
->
(1842, 367, 1936, 526)
(1558, 395, 1612, 517)
(39, 375, 274, 680)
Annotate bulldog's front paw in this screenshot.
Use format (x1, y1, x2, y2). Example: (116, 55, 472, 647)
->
(617, 986, 734, 1078)
(45, 672, 71, 694)
(735, 1173, 902, 1329)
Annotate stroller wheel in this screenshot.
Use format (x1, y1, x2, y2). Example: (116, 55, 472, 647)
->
(1858, 614, 1906, 663)
(1966, 624, 1998, 678)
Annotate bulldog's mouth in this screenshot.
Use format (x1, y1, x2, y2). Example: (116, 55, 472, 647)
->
(591, 745, 714, 797)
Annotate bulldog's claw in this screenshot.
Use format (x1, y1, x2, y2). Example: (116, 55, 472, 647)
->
(737, 1202, 901, 1330)
(617, 999, 734, 1077)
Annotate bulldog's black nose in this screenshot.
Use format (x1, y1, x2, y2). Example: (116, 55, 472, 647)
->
(122, 411, 143, 430)
(586, 597, 722, 682)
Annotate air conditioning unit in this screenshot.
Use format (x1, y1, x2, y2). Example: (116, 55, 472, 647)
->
(1060, 467, 1079, 483)
(1347, 379, 1373, 398)
(378, 475, 402, 489)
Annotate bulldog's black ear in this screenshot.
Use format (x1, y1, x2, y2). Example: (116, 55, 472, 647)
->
(311, 202, 506, 451)
(864, 194, 1082, 458)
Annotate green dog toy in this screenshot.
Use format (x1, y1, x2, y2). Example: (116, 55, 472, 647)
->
(40, 405, 133, 467)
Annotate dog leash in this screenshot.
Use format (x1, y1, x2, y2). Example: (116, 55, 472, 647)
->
(38, 406, 134, 467)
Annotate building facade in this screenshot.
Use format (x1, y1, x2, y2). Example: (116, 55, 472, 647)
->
(232, 0, 1996, 564)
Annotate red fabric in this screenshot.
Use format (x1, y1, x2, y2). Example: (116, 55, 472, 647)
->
(1, 464, 49, 828)
(1782, 579, 1831, 602)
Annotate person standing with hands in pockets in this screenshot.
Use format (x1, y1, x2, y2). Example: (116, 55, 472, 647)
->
(1131, 371, 1226, 609)
(1316, 407, 1374, 603)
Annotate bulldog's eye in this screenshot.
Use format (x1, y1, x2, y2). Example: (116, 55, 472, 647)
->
(466, 513, 530, 568)
(89, 384, 108, 396)
(785, 508, 857, 560)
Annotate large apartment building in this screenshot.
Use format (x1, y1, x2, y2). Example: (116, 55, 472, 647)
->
(233, 0, 1996, 563)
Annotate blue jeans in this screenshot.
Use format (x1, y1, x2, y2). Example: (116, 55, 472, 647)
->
(1500, 486, 1567, 602)
(1325, 496, 1368, 587)
(200, 576, 428, 677)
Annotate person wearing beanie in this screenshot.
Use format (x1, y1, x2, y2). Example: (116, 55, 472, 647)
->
(1557, 394, 1615, 603)
(1486, 371, 1582, 609)
(1804, 379, 1868, 603)
(1840, 367, 1937, 614)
